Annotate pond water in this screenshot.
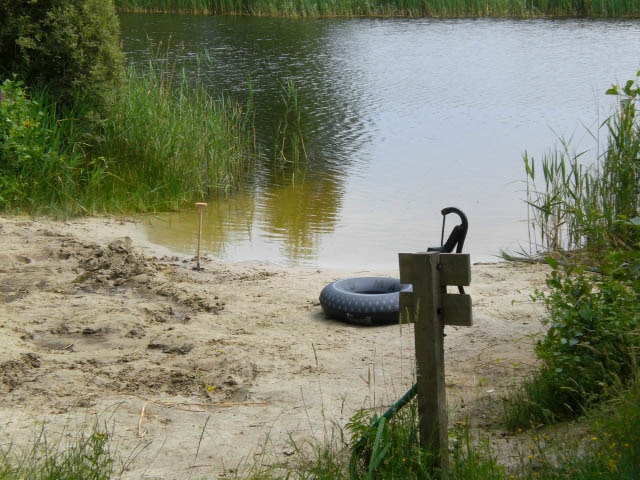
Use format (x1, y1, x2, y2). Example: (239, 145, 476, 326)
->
(119, 15, 640, 269)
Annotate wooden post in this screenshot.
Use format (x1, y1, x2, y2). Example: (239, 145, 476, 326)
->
(398, 251, 472, 474)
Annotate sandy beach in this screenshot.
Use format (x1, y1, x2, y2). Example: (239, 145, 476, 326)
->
(0, 215, 550, 479)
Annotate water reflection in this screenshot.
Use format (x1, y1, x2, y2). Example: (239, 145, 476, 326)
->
(146, 172, 342, 265)
(259, 173, 342, 261)
(119, 15, 640, 268)
(120, 14, 374, 265)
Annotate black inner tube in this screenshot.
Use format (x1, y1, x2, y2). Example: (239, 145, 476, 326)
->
(319, 277, 411, 326)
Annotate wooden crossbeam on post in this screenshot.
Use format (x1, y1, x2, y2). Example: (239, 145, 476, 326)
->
(398, 251, 472, 474)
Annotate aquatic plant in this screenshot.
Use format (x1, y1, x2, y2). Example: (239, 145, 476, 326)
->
(523, 72, 640, 254)
(113, 0, 640, 17)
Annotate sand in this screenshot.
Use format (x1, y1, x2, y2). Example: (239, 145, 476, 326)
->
(0, 215, 550, 479)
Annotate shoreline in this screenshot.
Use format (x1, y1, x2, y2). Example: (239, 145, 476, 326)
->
(0, 215, 549, 478)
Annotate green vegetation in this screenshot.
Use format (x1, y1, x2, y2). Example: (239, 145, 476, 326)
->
(503, 257, 640, 427)
(0, 424, 118, 480)
(523, 76, 640, 254)
(1, 385, 639, 478)
(274, 79, 308, 168)
(0, 0, 255, 215)
(237, 387, 640, 479)
(0, 78, 96, 213)
(2, 0, 639, 476)
(113, 0, 640, 18)
(0, 67, 254, 215)
(0, 0, 124, 112)
(91, 61, 255, 212)
(506, 73, 640, 428)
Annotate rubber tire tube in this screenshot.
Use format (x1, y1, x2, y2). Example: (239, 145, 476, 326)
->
(319, 276, 412, 326)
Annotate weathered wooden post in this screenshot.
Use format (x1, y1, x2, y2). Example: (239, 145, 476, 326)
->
(398, 251, 472, 474)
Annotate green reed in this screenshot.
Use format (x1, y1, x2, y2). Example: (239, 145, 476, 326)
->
(93, 61, 255, 212)
(0, 59, 254, 215)
(524, 73, 640, 254)
(273, 79, 308, 168)
(115, 0, 213, 14)
(114, 0, 640, 17)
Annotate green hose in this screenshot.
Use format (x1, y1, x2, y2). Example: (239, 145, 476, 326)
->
(377, 383, 417, 425)
(349, 383, 418, 477)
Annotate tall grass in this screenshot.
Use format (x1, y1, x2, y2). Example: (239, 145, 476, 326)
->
(238, 380, 640, 479)
(0, 58, 255, 216)
(0, 78, 106, 216)
(92, 60, 255, 212)
(504, 73, 640, 430)
(524, 72, 640, 255)
(116, 0, 213, 14)
(273, 79, 308, 168)
(3, 383, 638, 479)
(114, 0, 640, 17)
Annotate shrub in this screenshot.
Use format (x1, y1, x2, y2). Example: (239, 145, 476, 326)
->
(0, 0, 124, 111)
(510, 74, 640, 428)
(0, 78, 107, 213)
(505, 254, 640, 428)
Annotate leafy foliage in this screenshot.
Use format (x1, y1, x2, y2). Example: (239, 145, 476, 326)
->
(531, 258, 639, 418)
(0, 0, 124, 111)
(0, 78, 104, 212)
(508, 74, 640, 428)
(0, 62, 255, 215)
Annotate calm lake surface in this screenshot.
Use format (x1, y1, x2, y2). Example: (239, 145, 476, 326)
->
(119, 15, 640, 269)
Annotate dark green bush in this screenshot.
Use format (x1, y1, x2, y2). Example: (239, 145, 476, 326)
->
(0, 78, 108, 213)
(0, 0, 124, 111)
(504, 253, 640, 428)
(537, 261, 638, 400)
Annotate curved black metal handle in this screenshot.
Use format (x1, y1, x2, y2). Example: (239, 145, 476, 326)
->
(441, 207, 468, 253)
(428, 207, 469, 294)
(428, 207, 468, 254)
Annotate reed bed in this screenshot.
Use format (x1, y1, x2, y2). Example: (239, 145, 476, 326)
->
(0, 62, 255, 216)
(523, 74, 640, 254)
(273, 79, 308, 167)
(93, 62, 255, 212)
(114, 0, 640, 17)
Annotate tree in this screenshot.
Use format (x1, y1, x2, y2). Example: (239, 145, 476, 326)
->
(0, 0, 124, 111)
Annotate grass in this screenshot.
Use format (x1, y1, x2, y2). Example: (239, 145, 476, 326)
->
(0, 57, 255, 216)
(0, 79, 101, 216)
(523, 73, 640, 255)
(113, 0, 640, 17)
(273, 79, 308, 168)
(92, 59, 255, 212)
(501, 74, 640, 432)
(1, 381, 638, 479)
(235, 380, 640, 479)
(0, 422, 119, 480)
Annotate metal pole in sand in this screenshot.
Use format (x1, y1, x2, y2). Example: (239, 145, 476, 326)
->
(194, 202, 207, 271)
